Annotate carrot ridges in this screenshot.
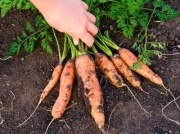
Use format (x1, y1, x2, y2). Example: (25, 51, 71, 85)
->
(51, 59, 75, 119)
(111, 54, 148, 93)
(16, 63, 63, 127)
(39, 64, 63, 104)
(75, 54, 105, 132)
(95, 53, 124, 88)
(119, 48, 163, 85)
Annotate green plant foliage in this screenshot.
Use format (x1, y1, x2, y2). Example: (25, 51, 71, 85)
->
(6, 15, 53, 56)
(154, 3, 179, 22)
(136, 12, 149, 28)
(1, 0, 61, 57)
(2, 0, 179, 63)
(83, 0, 108, 4)
(131, 37, 166, 70)
(108, 0, 147, 38)
(107, 0, 178, 69)
(108, 0, 179, 38)
(1, 0, 37, 17)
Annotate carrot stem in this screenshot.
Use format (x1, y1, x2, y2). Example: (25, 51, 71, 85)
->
(61, 34, 69, 61)
(52, 28, 62, 63)
(91, 45, 98, 54)
(97, 32, 120, 50)
(52, 28, 69, 62)
(66, 34, 77, 59)
(18, 26, 50, 48)
(94, 39, 112, 57)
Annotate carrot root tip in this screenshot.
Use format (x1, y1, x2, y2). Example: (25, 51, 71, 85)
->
(162, 96, 180, 126)
(15, 103, 40, 128)
(162, 84, 180, 110)
(45, 118, 55, 134)
(137, 86, 149, 94)
(124, 84, 151, 116)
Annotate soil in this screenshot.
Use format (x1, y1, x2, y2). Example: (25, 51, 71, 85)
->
(0, 1, 180, 134)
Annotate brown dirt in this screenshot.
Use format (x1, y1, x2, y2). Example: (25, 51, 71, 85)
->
(0, 2, 180, 134)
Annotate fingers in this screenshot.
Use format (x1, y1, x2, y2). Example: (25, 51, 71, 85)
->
(86, 12, 96, 23)
(69, 32, 94, 47)
(81, 1, 88, 10)
(80, 32, 94, 47)
(69, 33, 79, 45)
(69, 18, 98, 47)
(86, 21, 98, 36)
(77, 17, 98, 47)
(78, 19, 98, 47)
(65, 1, 97, 47)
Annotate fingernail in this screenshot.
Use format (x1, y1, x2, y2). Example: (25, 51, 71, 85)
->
(73, 38, 79, 45)
(88, 44, 93, 48)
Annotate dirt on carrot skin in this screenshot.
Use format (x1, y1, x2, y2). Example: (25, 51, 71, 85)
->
(0, 3, 180, 134)
(111, 54, 143, 90)
(51, 59, 75, 119)
(75, 54, 105, 133)
(95, 53, 124, 88)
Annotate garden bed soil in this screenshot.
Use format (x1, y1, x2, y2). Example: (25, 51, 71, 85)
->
(0, 1, 180, 134)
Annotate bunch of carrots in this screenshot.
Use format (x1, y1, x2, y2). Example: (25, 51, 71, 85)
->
(16, 29, 179, 133)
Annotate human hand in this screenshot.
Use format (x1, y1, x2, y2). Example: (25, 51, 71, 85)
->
(30, 0, 98, 47)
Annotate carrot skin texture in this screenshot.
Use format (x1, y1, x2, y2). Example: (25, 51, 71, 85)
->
(95, 53, 124, 88)
(75, 54, 105, 132)
(119, 48, 163, 85)
(51, 59, 75, 119)
(39, 64, 63, 104)
(111, 54, 145, 91)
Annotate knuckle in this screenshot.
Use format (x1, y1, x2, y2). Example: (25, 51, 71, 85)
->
(79, 29, 87, 38)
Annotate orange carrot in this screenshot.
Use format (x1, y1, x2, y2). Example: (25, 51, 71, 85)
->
(51, 59, 75, 119)
(17, 63, 63, 127)
(119, 48, 163, 85)
(111, 54, 148, 93)
(45, 60, 75, 134)
(75, 54, 105, 133)
(94, 52, 151, 115)
(119, 48, 180, 112)
(95, 52, 125, 88)
(39, 64, 63, 104)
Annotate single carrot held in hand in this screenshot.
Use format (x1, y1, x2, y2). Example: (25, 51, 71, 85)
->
(76, 54, 105, 133)
(111, 54, 148, 94)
